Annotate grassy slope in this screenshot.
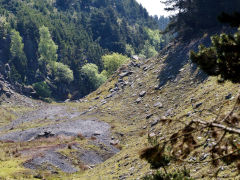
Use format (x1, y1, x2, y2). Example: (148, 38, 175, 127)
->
(0, 40, 239, 179)
(76, 42, 239, 179)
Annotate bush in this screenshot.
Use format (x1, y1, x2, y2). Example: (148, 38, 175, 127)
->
(102, 53, 129, 77)
(33, 81, 52, 98)
(81, 63, 107, 89)
(50, 62, 74, 84)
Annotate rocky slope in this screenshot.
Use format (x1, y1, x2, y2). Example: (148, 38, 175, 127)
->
(0, 34, 239, 179)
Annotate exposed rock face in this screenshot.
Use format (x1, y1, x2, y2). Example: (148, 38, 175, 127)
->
(0, 78, 13, 98)
(0, 66, 36, 98)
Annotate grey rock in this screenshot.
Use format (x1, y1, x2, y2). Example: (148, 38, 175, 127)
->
(64, 99, 70, 103)
(94, 96, 100, 100)
(105, 92, 116, 99)
(151, 116, 160, 127)
(93, 131, 101, 136)
(110, 140, 119, 145)
(143, 66, 148, 71)
(225, 93, 232, 100)
(146, 114, 153, 119)
(130, 61, 140, 68)
(189, 156, 197, 162)
(110, 89, 115, 93)
(154, 102, 163, 108)
(154, 85, 159, 90)
(136, 97, 142, 104)
(101, 100, 107, 105)
(117, 132, 124, 137)
(36, 131, 55, 139)
(5, 91, 11, 98)
(194, 102, 203, 109)
(119, 174, 127, 180)
(199, 153, 209, 161)
(96, 91, 102, 95)
(119, 71, 132, 78)
(149, 132, 156, 137)
(139, 91, 146, 97)
(165, 109, 173, 117)
(151, 121, 158, 127)
(118, 79, 124, 83)
(161, 116, 167, 120)
(22, 85, 35, 94)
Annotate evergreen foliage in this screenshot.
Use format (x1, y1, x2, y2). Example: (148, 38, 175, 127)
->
(0, 0, 162, 99)
(190, 26, 240, 83)
(154, 15, 170, 31)
(162, 0, 240, 38)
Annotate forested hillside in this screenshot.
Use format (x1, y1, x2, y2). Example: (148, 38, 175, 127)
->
(163, 0, 240, 38)
(0, 0, 165, 100)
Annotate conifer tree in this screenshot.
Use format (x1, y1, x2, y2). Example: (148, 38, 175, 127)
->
(190, 14, 240, 83)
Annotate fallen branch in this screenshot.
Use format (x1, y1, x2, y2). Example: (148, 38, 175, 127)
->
(192, 119, 240, 134)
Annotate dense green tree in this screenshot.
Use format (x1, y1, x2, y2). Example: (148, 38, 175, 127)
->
(125, 44, 135, 57)
(145, 28, 163, 51)
(9, 29, 27, 82)
(33, 81, 51, 98)
(155, 15, 170, 31)
(140, 40, 158, 59)
(102, 53, 129, 77)
(81, 63, 107, 89)
(38, 26, 58, 69)
(10, 30, 25, 59)
(50, 62, 74, 84)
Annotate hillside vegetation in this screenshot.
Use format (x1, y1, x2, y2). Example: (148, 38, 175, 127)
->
(0, 0, 240, 179)
(0, 0, 168, 99)
(0, 35, 239, 179)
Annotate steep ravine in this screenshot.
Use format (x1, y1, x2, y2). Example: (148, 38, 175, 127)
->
(0, 36, 239, 179)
